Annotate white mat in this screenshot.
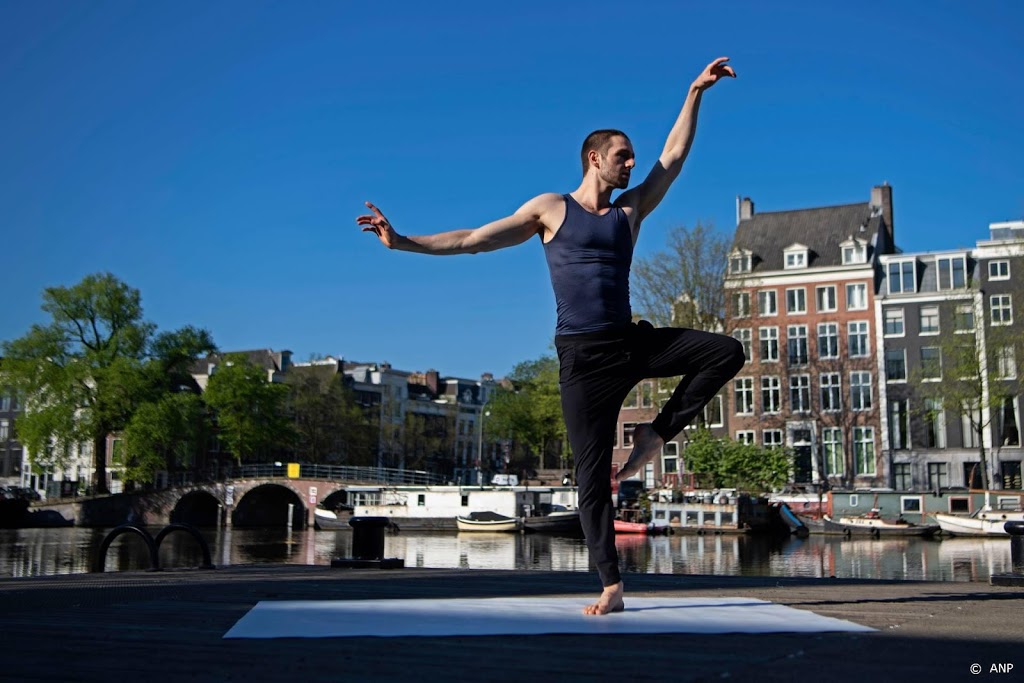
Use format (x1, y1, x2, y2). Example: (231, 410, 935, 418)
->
(223, 597, 874, 638)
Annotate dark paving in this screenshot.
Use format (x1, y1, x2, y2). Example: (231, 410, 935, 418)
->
(1, 566, 1022, 682)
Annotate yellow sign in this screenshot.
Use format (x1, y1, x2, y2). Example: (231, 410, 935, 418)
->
(287, 463, 300, 478)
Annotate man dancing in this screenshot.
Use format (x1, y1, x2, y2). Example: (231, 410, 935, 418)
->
(358, 57, 745, 615)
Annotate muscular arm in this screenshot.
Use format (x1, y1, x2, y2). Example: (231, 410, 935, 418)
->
(619, 57, 736, 226)
(358, 194, 559, 255)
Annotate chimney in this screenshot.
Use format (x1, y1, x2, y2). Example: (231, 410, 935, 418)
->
(739, 197, 755, 221)
(871, 183, 894, 248)
(425, 369, 440, 396)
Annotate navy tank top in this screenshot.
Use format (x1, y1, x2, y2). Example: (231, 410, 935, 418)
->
(542, 194, 634, 334)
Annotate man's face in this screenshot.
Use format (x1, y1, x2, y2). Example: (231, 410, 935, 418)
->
(598, 136, 635, 189)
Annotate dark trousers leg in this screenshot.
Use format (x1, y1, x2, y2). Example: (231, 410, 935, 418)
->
(557, 340, 634, 587)
(639, 328, 747, 442)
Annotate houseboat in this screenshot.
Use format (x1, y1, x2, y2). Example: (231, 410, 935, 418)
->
(648, 488, 778, 534)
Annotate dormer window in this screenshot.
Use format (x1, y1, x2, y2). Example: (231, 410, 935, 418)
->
(840, 237, 868, 265)
(729, 248, 752, 275)
(784, 243, 809, 270)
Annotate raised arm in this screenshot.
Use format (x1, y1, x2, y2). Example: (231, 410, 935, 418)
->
(357, 194, 560, 255)
(619, 57, 736, 224)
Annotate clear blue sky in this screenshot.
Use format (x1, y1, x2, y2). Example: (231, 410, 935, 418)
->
(2, 1, 1022, 380)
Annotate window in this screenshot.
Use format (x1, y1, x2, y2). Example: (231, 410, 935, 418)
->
(989, 260, 1010, 281)
(848, 321, 870, 357)
(893, 463, 912, 490)
(887, 260, 916, 294)
(417, 494, 426, 506)
(786, 288, 807, 314)
(784, 248, 807, 269)
(701, 395, 724, 427)
(850, 372, 872, 410)
(936, 256, 967, 290)
(884, 308, 905, 336)
(961, 400, 981, 449)
(853, 427, 876, 475)
(759, 327, 779, 362)
(732, 292, 751, 317)
(842, 241, 867, 264)
(921, 347, 942, 381)
(954, 304, 975, 332)
(736, 431, 755, 445)
(789, 375, 811, 413)
(0, 394, 9, 412)
(0, 419, 7, 441)
(817, 323, 839, 359)
(763, 430, 784, 449)
(823, 428, 843, 476)
(995, 346, 1017, 380)
(924, 399, 946, 448)
(787, 325, 808, 365)
(1002, 461, 1023, 489)
(761, 377, 781, 413)
(758, 290, 777, 316)
(890, 399, 909, 450)
(885, 349, 907, 381)
(920, 306, 940, 334)
(734, 378, 754, 415)
(901, 496, 923, 513)
(927, 463, 949, 490)
(846, 283, 867, 311)
(733, 329, 752, 361)
(816, 285, 837, 312)
(662, 442, 679, 475)
(729, 250, 752, 274)
(623, 422, 637, 447)
(991, 294, 1013, 326)
(820, 373, 841, 412)
(999, 397, 1020, 447)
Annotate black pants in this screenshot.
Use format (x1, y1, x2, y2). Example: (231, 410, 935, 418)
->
(555, 321, 746, 587)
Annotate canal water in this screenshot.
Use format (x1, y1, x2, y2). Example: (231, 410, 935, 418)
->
(0, 527, 1014, 582)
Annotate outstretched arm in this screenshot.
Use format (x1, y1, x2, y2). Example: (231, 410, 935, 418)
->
(620, 57, 736, 224)
(357, 194, 556, 255)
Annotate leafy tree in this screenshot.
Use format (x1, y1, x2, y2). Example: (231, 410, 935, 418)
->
(203, 354, 293, 463)
(682, 427, 792, 492)
(286, 368, 375, 465)
(120, 392, 208, 485)
(402, 410, 456, 475)
(485, 355, 568, 472)
(0, 273, 154, 493)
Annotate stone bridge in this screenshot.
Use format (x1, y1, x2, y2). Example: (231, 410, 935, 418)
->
(37, 465, 439, 528)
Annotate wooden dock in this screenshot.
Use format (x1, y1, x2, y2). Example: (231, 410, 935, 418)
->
(1, 565, 1022, 682)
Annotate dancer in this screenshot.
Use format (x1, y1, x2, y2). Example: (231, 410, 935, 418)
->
(358, 57, 745, 615)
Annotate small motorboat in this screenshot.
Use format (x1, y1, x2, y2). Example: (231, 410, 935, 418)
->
(823, 509, 939, 537)
(934, 508, 1024, 536)
(456, 511, 521, 532)
(522, 505, 582, 533)
(614, 519, 651, 534)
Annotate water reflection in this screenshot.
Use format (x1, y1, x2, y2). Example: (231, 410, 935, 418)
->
(0, 527, 1014, 582)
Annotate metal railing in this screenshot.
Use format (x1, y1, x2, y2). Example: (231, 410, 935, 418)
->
(231, 463, 443, 486)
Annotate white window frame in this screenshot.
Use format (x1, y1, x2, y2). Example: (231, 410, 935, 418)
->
(921, 347, 942, 381)
(761, 376, 781, 414)
(785, 287, 807, 314)
(853, 426, 876, 475)
(787, 325, 808, 366)
(732, 291, 751, 318)
(989, 260, 1010, 281)
(954, 304, 975, 333)
(734, 378, 754, 415)
(816, 285, 838, 313)
(936, 255, 967, 291)
(759, 327, 779, 362)
(924, 399, 947, 449)
(733, 328, 752, 361)
(820, 373, 842, 412)
(757, 290, 777, 317)
(991, 294, 1013, 326)
(735, 430, 755, 445)
(848, 321, 870, 357)
(841, 238, 868, 265)
(885, 348, 907, 383)
(919, 306, 940, 335)
(729, 248, 752, 275)
(763, 429, 784, 449)
(789, 374, 811, 413)
(850, 371, 872, 411)
(846, 283, 868, 311)
(996, 346, 1018, 380)
(883, 308, 905, 337)
(784, 248, 808, 270)
(887, 259, 916, 294)
(817, 322, 839, 359)
(822, 427, 843, 476)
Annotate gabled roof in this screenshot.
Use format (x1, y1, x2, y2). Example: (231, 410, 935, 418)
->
(732, 202, 886, 273)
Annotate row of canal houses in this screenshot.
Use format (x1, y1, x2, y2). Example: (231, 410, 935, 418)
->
(619, 184, 1023, 495)
(5, 184, 1023, 499)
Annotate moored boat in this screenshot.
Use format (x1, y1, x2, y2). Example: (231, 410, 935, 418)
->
(822, 510, 939, 537)
(456, 511, 521, 532)
(934, 508, 1024, 536)
(613, 519, 651, 534)
(522, 506, 581, 533)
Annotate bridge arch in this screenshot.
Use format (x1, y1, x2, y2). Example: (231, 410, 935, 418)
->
(170, 490, 222, 527)
(233, 483, 306, 529)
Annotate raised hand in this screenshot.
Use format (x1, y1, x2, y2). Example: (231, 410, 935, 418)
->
(357, 201, 398, 249)
(692, 57, 736, 91)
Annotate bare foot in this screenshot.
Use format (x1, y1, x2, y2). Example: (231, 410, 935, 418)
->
(583, 581, 625, 616)
(616, 424, 664, 481)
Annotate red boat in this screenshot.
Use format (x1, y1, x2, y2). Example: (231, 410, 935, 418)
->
(614, 519, 650, 534)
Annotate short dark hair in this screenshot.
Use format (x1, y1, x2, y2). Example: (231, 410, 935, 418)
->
(580, 129, 630, 176)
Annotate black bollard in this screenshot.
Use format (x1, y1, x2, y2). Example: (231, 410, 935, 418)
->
(990, 520, 1024, 587)
(331, 516, 404, 569)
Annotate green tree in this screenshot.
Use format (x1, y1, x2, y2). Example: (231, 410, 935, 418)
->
(120, 392, 209, 485)
(286, 368, 375, 465)
(486, 355, 568, 472)
(204, 354, 293, 463)
(0, 273, 154, 493)
(682, 427, 792, 492)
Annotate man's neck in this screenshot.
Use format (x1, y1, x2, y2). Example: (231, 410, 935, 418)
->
(571, 178, 616, 213)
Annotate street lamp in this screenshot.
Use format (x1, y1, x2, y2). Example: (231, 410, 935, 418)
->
(477, 405, 490, 487)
